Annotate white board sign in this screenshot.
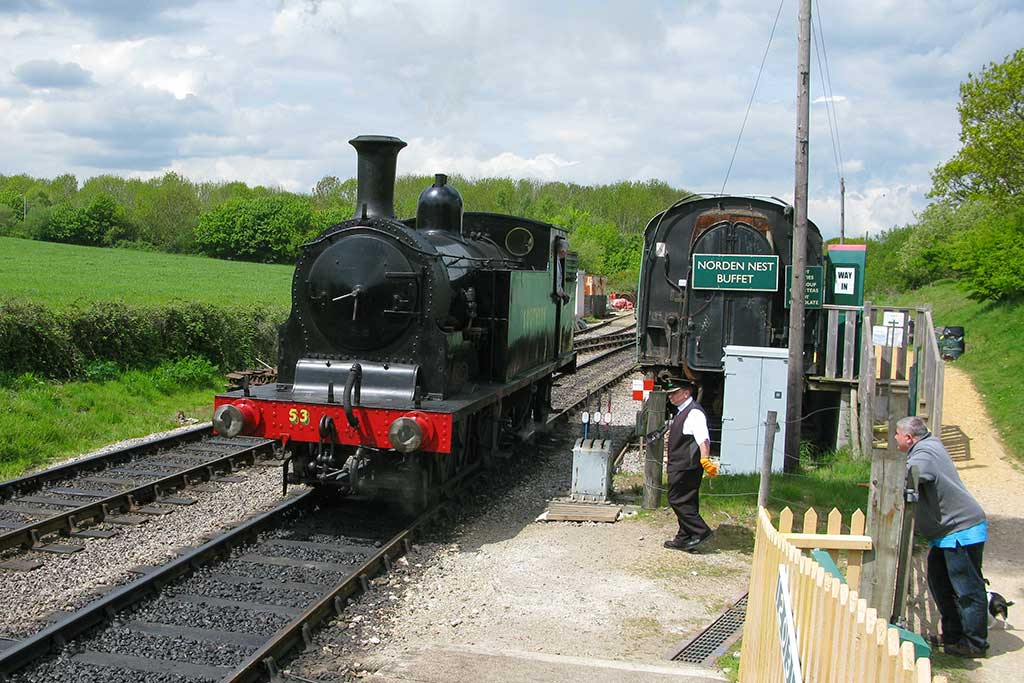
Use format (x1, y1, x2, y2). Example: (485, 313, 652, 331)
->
(882, 311, 906, 328)
(872, 325, 904, 348)
(776, 564, 803, 683)
(834, 267, 855, 294)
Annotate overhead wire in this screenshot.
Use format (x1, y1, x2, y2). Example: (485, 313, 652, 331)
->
(811, 5, 842, 184)
(720, 0, 786, 194)
(814, 0, 845, 169)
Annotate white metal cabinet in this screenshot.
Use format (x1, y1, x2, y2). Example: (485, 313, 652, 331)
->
(720, 345, 789, 474)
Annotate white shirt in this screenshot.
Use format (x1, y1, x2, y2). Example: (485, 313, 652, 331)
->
(674, 397, 710, 446)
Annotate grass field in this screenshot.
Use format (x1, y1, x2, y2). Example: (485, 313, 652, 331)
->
(0, 359, 223, 479)
(0, 236, 293, 308)
(885, 280, 1024, 463)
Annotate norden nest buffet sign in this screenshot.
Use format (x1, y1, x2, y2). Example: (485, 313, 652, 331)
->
(691, 254, 779, 291)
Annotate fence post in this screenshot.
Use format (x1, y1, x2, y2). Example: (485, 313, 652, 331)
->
(860, 443, 909, 619)
(643, 390, 667, 510)
(859, 301, 875, 460)
(758, 410, 779, 508)
(849, 387, 862, 459)
(891, 466, 919, 625)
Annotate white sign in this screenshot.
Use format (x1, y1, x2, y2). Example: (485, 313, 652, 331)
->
(834, 267, 855, 295)
(882, 311, 906, 328)
(656, 242, 667, 257)
(872, 325, 904, 348)
(776, 565, 803, 683)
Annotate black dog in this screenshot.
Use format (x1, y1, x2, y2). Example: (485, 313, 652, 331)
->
(989, 590, 1013, 621)
(985, 579, 1014, 627)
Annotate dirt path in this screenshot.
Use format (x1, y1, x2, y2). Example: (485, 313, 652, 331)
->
(939, 365, 1024, 681)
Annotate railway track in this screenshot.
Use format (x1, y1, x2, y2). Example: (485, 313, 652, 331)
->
(0, 343, 638, 682)
(573, 328, 635, 354)
(0, 488, 419, 682)
(573, 314, 635, 340)
(0, 427, 273, 561)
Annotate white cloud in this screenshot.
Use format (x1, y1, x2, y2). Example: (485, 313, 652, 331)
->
(0, 0, 1021, 234)
(809, 183, 927, 240)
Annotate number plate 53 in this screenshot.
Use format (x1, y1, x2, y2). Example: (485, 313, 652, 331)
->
(288, 408, 310, 425)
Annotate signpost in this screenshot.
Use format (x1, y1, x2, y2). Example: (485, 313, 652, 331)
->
(691, 254, 779, 291)
(785, 265, 824, 308)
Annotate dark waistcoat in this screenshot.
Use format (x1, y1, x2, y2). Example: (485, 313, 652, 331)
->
(667, 400, 705, 473)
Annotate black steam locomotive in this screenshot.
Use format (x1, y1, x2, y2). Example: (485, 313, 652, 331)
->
(636, 195, 826, 412)
(213, 136, 577, 507)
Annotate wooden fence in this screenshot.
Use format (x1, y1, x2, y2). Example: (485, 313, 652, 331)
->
(858, 303, 944, 457)
(739, 507, 943, 683)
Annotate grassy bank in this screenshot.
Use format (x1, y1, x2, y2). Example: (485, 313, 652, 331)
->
(617, 450, 871, 523)
(0, 358, 221, 479)
(0, 236, 293, 308)
(884, 280, 1024, 462)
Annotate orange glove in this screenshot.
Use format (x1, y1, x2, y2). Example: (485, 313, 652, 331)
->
(700, 456, 719, 477)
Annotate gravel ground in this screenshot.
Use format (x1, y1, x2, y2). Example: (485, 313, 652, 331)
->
(285, 370, 750, 682)
(0, 465, 296, 639)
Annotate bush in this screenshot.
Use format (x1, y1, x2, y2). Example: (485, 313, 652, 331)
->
(194, 194, 313, 262)
(151, 357, 219, 392)
(0, 299, 285, 379)
(948, 201, 1024, 300)
(82, 360, 121, 383)
(0, 301, 81, 378)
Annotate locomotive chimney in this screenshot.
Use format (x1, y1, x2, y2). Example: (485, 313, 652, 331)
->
(349, 135, 407, 219)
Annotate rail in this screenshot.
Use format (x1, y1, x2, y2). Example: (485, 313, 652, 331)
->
(1, 343, 640, 680)
(0, 434, 273, 553)
(739, 507, 942, 683)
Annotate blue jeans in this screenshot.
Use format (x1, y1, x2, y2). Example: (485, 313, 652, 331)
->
(927, 542, 989, 651)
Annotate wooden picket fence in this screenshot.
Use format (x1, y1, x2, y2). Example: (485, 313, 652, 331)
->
(739, 507, 943, 683)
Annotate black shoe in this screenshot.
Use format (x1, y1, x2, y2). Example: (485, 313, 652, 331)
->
(682, 530, 714, 552)
(943, 641, 987, 658)
(663, 537, 691, 550)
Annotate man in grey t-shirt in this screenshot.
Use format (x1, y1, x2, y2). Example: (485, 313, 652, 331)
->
(897, 416, 988, 657)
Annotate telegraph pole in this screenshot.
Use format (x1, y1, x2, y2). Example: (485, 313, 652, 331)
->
(785, 0, 812, 471)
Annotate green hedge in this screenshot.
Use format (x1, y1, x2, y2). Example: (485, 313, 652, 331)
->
(0, 300, 285, 379)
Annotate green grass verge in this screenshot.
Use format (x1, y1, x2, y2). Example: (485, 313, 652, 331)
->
(618, 450, 871, 523)
(0, 359, 221, 480)
(883, 280, 1024, 463)
(0, 236, 293, 308)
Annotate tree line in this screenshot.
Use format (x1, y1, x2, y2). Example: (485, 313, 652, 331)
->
(863, 48, 1023, 302)
(0, 170, 684, 292)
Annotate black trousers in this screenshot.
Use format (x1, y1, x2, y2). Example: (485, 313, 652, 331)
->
(667, 467, 709, 540)
(927, 542, 988, 651)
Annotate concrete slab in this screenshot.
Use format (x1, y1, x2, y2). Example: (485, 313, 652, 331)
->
(364, 645, 727, 683)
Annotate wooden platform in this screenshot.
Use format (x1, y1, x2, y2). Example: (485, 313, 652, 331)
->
(538, 501, 621, 523)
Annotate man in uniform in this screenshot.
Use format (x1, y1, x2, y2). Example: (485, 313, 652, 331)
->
(662, 377, 714, 552)
(896, 415, 988, 657)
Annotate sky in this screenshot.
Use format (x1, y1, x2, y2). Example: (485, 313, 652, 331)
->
(0, 1, 1020, 239)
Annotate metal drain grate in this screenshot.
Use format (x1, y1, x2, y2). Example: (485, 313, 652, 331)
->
(669, 593, 748, 665)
